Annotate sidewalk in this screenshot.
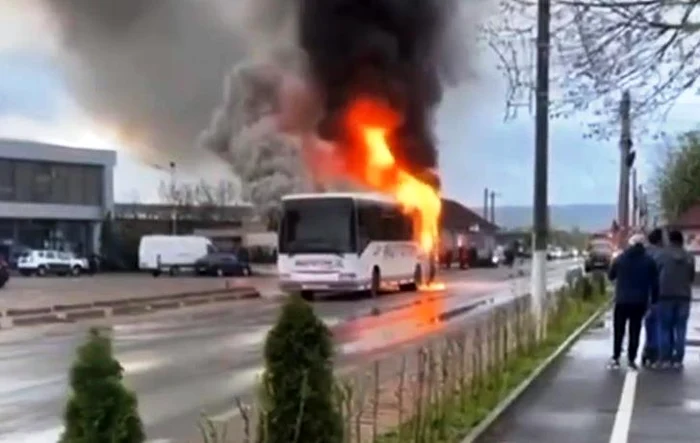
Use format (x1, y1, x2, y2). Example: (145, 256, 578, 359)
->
(477, 301, 700, 443)
(0, 274, 275, 314)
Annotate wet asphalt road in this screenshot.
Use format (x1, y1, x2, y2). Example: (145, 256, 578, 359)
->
(0, 262, 576, 443)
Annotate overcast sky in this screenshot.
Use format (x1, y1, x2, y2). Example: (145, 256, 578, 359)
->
(0, 1, 696, 207)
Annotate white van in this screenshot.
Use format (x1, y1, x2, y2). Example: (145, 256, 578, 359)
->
(139, 235, 216, 276)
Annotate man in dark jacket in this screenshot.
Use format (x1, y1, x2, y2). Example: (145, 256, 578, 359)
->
(642, 228, 664, 366)
(608, 234, 659, 370)
(656, 230, 695, 369)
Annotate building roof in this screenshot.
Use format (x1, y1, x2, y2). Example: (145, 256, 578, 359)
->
(440, 198, 499, 233)
(114, 203, 254, 222)
(0, 138, 116, 167)
(670, 203, 700, 229)
(282, 192, 395, 203)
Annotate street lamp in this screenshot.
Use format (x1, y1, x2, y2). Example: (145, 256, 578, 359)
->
(151, 161, 178, 235)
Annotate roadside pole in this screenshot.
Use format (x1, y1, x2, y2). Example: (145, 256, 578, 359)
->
(531, 0, 551, 335)
(617, 91, 632, 246)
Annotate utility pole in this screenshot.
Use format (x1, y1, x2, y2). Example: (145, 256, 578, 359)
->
(483, 187, 489, 220)
(170, 161, 177, 235)
(617, 91, 633, 246)
(531, 0, 551, 326)
(638, 184, 647, 228)
(631, 168, 637, 228)
(490, 191, 496, 224)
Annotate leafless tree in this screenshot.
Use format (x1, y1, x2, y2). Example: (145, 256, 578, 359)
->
(158, 180, 196, 208)
(484, 0, 700, 138)
(158, 178, 242, 220)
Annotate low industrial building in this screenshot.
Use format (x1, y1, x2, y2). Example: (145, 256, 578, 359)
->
(0, 139, 116, 260)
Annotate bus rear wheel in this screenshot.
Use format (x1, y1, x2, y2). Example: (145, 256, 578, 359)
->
(400, 264, 421, 292)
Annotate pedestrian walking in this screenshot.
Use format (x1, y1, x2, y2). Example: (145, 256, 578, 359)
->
(607, 234, 659, 370)
(642, 228, 664, 367)
(656, 229, 695, 369)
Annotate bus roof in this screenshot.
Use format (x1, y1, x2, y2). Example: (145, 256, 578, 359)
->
(282, 192, 396, 204)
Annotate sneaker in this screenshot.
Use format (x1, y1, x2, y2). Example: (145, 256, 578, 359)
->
(607, 358, 621, 369)
(628, 360, 638, 371)
(672, 361, 684, 370)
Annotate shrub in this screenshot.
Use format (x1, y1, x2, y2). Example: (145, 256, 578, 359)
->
(258, 294, 343, 443)
(60, 328, 145, 443)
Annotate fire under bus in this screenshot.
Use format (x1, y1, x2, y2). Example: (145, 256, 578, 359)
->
(277, 192, 437, 300)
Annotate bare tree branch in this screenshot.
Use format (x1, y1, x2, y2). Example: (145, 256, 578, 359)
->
(485, 0, 700, 138)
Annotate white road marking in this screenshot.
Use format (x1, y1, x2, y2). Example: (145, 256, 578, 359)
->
(609, 370, 638, 443)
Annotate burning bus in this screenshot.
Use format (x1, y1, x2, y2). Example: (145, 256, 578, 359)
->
(277, 192, 436, 300)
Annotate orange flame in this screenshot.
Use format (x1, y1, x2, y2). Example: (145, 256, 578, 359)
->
(342, 98, 442, 253)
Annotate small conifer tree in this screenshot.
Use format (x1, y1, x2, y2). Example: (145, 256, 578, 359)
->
(61, 327, 145, 443)
(259, 294, 343, 443)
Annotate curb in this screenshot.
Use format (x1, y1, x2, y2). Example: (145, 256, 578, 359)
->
(0, 289, 260, 330)
(460, 299, 612, 443)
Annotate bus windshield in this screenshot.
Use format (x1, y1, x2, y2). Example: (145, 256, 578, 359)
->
(279, 198, 357, 255)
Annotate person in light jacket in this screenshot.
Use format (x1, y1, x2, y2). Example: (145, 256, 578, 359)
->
(656, 230, 695, 369)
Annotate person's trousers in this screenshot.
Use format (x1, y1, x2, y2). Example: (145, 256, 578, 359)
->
(658, 299, 691, 363)
(613, 303, 647, 362)
(643, 306, 658, 361)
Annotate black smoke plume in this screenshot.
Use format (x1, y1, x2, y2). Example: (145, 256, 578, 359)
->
(297, 0, 468, 175)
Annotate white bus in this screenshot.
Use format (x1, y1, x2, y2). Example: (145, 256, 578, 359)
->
(277, 192, 434, 299)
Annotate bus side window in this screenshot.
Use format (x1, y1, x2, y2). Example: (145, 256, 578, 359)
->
(402, 211, 414, 241)
(357, 204, 378, 252)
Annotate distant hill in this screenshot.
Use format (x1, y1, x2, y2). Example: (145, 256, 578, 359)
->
(470, 204, 617, 232)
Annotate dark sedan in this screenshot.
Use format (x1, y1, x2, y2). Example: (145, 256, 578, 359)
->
(194, 252, 252, 277)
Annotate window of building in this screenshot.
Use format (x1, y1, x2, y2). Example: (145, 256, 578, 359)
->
(66, 164, 85, 205)
(5, 158, 104, 206)
(32, 161, 53, 203)
(13, 161, 34, 202)
(0, 159, 14, 201)
(83, 166, 103, 206)
(50, 164, 72, 204)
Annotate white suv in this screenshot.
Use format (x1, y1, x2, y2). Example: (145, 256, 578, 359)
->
(17, 250, 89, 277)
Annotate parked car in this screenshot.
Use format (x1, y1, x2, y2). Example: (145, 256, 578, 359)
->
(194, 252, 252, 277)
(17, 249, 89, 276)
(0, 257, 9, 288)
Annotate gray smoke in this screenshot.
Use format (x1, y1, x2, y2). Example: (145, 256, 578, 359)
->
(39, 0, 294, 167)
(40, 0, 482, 216)
(199, 60, 313, 215)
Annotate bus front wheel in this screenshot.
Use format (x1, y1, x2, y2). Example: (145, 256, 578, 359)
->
(369, 267, 381, 298)
(400, 264, 421, 292)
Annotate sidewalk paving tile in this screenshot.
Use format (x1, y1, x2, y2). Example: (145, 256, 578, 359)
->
(478, 300, 700, 443)
(476, 321, 622, 443)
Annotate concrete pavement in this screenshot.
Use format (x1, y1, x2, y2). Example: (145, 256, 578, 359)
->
(0, 262, 576, 442)
(477, 300, 700, 443)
